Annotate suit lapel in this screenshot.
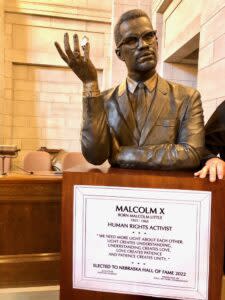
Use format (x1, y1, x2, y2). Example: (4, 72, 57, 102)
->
(139, 76, 169, 146)
(116, 80, 140, 143)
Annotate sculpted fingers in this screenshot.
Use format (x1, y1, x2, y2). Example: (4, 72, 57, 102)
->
(64, 32, 74, 59)
(54, 42, 69, 64)
(73, 34, 81, 58)
(83, 42, 90, 62)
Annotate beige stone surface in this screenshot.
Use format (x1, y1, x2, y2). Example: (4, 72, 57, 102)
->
(0, 0, 4, 142)
(200, 5, 225, 48)
(6, 42, 105, 70)
(151, 0, 225, 123)
(4, 61, 12, 77)
(2, 0, 111, 168)
(161, 62, 197, 89)
(164, 0, 202, 46)
(198, 58, 225, 101)
(201, 0, 225, 27)
(5, 0, 111, 22)
(11, 64, 101, 166)
(198, 0, 225, 121)
(152, 0, 172, 14)
(198, 43, 214, 70)
(12, 24, 105, 59)
(214, 33, 225, 62)
(162, 0, 202, 61)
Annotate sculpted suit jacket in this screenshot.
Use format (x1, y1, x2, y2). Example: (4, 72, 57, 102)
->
(81, 75, 205, 170)
(205, 101, 225, 160)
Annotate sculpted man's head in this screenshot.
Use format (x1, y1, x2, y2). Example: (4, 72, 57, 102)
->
(114, 9, 158, 81)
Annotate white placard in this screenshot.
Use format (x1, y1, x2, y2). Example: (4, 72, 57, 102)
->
(73, 186, 211, 300)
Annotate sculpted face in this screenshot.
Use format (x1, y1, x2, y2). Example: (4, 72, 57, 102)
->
(116, 16, 158, 81)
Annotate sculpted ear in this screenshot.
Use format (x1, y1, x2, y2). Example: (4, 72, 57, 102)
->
(115, 48, 125, 61)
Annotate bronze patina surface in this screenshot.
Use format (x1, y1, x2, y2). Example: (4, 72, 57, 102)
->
(55, 9, 205, 170)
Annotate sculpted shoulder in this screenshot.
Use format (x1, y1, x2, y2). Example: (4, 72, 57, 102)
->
(101, 86, 118, 101)
(166, 79, 201, 101)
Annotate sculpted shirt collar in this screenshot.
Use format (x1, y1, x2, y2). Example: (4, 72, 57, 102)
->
(126, 72, 158, 94)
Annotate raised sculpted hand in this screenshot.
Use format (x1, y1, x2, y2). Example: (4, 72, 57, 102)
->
(55, 33, 97, 83)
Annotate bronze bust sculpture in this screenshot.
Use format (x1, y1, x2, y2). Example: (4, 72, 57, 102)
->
(55, 9, 205, 170)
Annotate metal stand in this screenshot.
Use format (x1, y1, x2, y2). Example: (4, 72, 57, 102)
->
(0, 150, 20, 175)
(0, 156, 7, 175)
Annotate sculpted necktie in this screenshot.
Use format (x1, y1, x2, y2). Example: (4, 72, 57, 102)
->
(136, 82, 147, 133)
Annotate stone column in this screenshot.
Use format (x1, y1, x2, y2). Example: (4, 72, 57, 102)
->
(198, 0, 225, 121)
(0, 0, 4, 143)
